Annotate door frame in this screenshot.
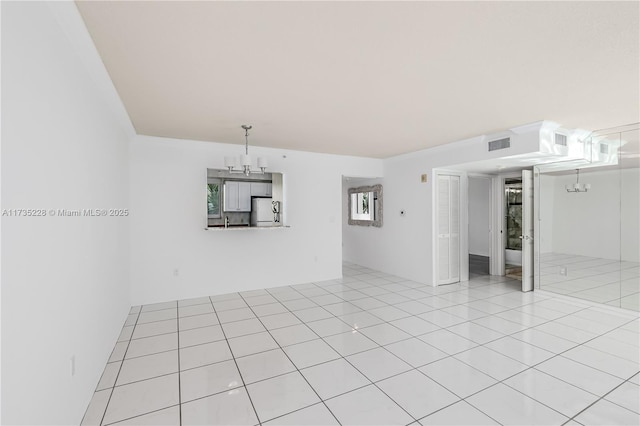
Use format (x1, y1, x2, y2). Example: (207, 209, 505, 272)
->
(467, 173, 494, 276)
(521, 169, 534, 292)
(490, 171, 523, 277)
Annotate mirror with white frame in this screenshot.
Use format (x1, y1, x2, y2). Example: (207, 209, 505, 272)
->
(348, 184, 383, 227)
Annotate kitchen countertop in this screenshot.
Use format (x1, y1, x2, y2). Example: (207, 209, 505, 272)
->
(205, 225, 289, 231)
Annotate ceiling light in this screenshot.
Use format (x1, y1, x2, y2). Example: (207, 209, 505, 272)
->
(224, 125, 268, 176)
(565, 169, 590, 193)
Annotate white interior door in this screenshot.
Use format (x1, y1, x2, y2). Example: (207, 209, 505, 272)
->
(437, 175, 460, 285)
(521, 170, 534, 292)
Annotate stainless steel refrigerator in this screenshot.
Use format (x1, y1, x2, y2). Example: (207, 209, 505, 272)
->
(251, 197, 276, 227)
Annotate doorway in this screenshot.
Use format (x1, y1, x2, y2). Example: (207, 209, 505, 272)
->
(504, 178, 523, 280)
(468, 176, 491, 277)
(434, 168, 534, 292)
(497, 170, 534, 292)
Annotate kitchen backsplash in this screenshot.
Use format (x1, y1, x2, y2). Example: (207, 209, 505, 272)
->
(208, 211, 250, 227)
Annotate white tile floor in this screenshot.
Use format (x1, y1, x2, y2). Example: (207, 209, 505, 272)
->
(83, 263, 640, 426)
(539, 253, 640, 311)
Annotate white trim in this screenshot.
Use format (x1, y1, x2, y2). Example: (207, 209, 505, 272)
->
(0, 2, 3, 420)
(460, 175, 469, 283)
(521, 169, 534, 292)
(490, 176, 504, 275)
(533, 166, 541, 290)
(467, 172, 496, 179)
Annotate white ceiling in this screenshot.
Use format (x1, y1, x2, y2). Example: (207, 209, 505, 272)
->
(76, 1, 639, 158)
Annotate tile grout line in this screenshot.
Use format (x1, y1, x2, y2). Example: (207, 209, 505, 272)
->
(293, 291, 463, 424)
(310, 272, 639, 423)
(246, 272, 633, 400)
(539, 253, 639, 309)
(91, 267, 638, 426)
(101, 404, 180, 426)
(440, 306, 640, 424)
(368, 280, 589, 423)
(206, 295, 263, 426)
(100, 303, 181, 425)
(328, 273, 536, 418)
(235, 292, 345, 426)
(564, 371, 640, 424)
(300, 278, 508, 424)
(122, 288, 637, 421)
(268, 278, 515, 422)
(176, 304, 182, 426)
(97, 307, 142, 426)
(294, 275, 552, 402)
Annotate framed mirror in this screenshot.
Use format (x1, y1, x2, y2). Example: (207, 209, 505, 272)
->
(348, 184, 383, 227)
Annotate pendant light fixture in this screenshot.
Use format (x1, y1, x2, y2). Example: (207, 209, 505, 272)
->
(565, 169, 591, 193)
(224, 125, 268, 176)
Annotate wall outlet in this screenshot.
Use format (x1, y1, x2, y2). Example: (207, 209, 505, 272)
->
(70, 355, 76, 377)
(560, 267, 567, 276)
(173, 268, 179, 277)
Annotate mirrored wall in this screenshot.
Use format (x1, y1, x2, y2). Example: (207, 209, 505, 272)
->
(535, 124, 639, 311)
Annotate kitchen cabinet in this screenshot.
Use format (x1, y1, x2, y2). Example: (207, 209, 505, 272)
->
(250, 182, 272, 197)
(224, 181, 252, 212)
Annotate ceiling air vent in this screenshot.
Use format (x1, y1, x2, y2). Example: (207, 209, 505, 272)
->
(600, 144, 609, 154)
(554, 133, 568, 146)
(488, 137, 511, 152)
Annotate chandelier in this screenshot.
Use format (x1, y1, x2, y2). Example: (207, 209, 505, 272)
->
(565, 169, 591, 193)
(224, 125, 267, 176)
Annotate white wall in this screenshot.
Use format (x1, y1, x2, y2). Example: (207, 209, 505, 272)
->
(621, 168, 640, 263)
(468, 177, 490, 256)
(129, 135, 382, 305)
(2, 3, 132, 424)
(348, 129, 542, 284)
(538, 174, 556, 253)
(549, 168, 639, 262)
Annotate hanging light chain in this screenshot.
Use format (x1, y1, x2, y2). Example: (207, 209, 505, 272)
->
(242, 124, 252, 155)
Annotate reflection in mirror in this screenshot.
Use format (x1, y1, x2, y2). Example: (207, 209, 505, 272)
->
(351, 192, 373, 220)
(534, 125, 639, 311)
(206, 168, 284, 229)
(348, 184, 382, 227)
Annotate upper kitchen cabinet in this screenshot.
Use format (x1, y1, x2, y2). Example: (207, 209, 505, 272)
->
(250, 182, 272, 197)
(224, 181, 252, 212)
